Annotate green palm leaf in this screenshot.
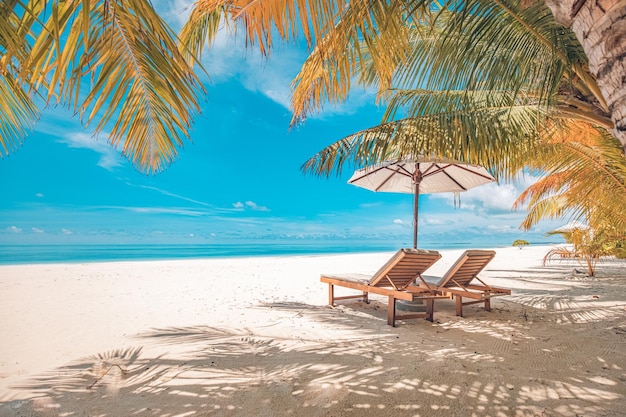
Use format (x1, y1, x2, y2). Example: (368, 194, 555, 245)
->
(290, 0, 605, 124)
(302, 97, 550, 179)
(291, 0, 623, 235)
(289, 0, 418, 125)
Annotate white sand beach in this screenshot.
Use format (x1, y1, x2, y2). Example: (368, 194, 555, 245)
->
(0, 245, 625, 416)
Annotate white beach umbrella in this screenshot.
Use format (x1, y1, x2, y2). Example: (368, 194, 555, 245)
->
(348, 157, 496, 248)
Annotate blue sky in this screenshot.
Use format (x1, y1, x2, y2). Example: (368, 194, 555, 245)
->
(0, 2, 564, 249)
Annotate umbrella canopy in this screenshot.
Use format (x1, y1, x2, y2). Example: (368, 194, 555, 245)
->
(348, 157, 496, 248)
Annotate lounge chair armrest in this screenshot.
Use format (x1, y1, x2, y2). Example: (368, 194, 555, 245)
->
(320, 273, 370, 285)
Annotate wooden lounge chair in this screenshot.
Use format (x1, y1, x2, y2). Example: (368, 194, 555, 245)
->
(320, 248, 449, 326)
(418, 250, 511, 317)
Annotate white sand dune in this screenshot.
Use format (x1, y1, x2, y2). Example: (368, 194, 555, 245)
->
(0, 245, 625, 416)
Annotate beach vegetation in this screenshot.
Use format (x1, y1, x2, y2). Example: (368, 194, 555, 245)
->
(289, 1, 625, 241)
(512, 239, 529, 249)
(179, 1, 624, 154)
(1, 0, 204, 173)
(512, 123, 626, 249)
(294, 1, 607, 175)
(543, 225, 626, 276)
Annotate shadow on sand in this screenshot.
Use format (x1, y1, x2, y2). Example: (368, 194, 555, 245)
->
(2, 286, 625, 417)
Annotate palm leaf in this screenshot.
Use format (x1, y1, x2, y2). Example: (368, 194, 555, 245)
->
(0, 73, 39, 154)
(289, 0, 606, 125)
(514, 125, 626, 231)
(518, 195, 572, 230)
(179, 0, 346, 58)
(179, 0, 425, 123)
(302, 98, 552, 179)
(5, 0, 204, 173)
(0, 1, 42, 154)
(178, 1, 227, 62)
(290, 0, 418, 125)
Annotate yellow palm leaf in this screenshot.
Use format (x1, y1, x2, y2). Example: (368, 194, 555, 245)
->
(3, 0, 204, 173)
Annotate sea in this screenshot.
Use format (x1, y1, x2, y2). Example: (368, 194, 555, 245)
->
(0, 239, 561, 265)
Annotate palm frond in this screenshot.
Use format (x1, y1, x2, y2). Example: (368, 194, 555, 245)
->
(0, 73, 39, 154)
(290, 0, 420, 125)
(290, 0, 604, 125)
(1, 1, 27, 74)
(23, 0, 204, 173)
(178, 1, 228, 62)
(513, 171, 569, 210)
(302, 100, 551, 179)
(178, 0, 347, 58)
(517, 195, 573, 231)
(514, 125, 626, 231)
(0, 1, 42, 154)
(179, 0, 422, 125)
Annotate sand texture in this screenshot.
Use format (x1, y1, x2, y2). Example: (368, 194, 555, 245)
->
(1, 245, 625, 416)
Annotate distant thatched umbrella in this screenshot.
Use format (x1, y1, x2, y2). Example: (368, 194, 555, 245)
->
(553, 221, 589, 233)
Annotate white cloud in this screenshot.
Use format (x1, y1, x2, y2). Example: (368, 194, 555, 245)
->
(202, 29, 305, 109)
(485, 224, 517, 233)
(61, 228, 73, 235)
(32, 227, 44, 233)
(359, 202, 383, 209)
(36, 193, 44, 198)
(422, 216, 448, 226)
(7, 226, 22, 233)
(245, 201, 269, 211)
(60, 132, 123, 171)
(128, 184, 220, 210)
(430, 174, 541, 213)
(393, 219, 405, 225)
(154, 0, 195, 29)
(232, 201, 269, 211)
(127, 207, 207, 216)
(462, 183, 520, 211)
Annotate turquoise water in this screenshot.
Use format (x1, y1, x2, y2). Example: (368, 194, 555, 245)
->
(0, 240, 560, 265)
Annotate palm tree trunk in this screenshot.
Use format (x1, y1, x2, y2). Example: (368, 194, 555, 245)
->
(545, 0, 626, 151)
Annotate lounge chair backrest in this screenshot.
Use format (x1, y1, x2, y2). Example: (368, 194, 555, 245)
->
(436, 250, 496, 288)
(369, 248, 441, 289)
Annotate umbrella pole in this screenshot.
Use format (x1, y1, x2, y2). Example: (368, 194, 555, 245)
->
(413, 180, 420, 249)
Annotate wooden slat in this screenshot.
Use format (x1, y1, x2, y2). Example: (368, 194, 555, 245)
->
(320, 248, 447, 326)
(415, 249, 509, 317)
(440, 251, 495, 288)
(321, 276, 415, 301)
(370, 249, 441, 287)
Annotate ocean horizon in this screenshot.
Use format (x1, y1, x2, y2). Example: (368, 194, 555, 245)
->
(0, 240, 563, 265)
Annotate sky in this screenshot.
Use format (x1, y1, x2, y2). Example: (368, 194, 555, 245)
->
(0, 1, 565, 249)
